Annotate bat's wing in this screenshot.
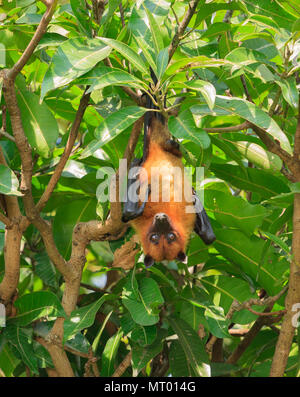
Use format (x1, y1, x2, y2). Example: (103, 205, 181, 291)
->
(122, 159, 150, 222)
(193, 190, 216, 245)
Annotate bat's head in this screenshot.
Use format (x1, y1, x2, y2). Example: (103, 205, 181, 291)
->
(141, 212, 187, 267)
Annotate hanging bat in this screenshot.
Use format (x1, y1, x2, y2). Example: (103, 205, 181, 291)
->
(122, 72, 215, 267)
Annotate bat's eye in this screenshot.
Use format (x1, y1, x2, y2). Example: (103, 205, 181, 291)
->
(167, 232, 176, 243)
(150, 233, 160, 244)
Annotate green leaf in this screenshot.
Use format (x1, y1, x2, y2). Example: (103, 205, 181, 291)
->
(34, 252, 58, 288)
(229, 140, 283, 171)
(243, 0, 297, 31)
(0, 164, 22, 196)
(10, 291, 65, 326)
(131, 325, 157, 347)
(179, 286, 209, 332)
(169, 340, 198, 377)
(63, 294, 115, 343)
(100, 37, 149, 75)
(182, 80, 216, 110)
(53, 198, 97, 259)
(205, 190, 270, 236)
(261, 231, 291, 256)
(204, 305, 230, 338)
(70, 0, 92, 37)
(143, 5, 164, 54)
(131, 330, 165, 373)
(101, 329, 123, 376)
(122, 277, 164, 326)
(166, 56, 228, 75)
(4, 324, 39, 374)
(168, 109, 211, 150)
(16, 77, 59, 158)
(201, 275, 262, 324)
(191, 95, 292, 154)
(41, 37, 111, 100)
(168, 317, 210, 377)
(210, 163, 289, 199)
(156, 47, 169, 80)
(134, 35, 157, 75)
(87, 67, 147, 93)
(275, 77, 299, 109)
(214, 229, 287, 295)
(80, 106, 146, 158)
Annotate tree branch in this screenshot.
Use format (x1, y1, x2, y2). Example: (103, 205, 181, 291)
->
(168, 0, 200, 60)
(41, 116, 143, 376)
(270, 98, 300, 377)
(204, 121, 250, 134)
(0, 128, 15, 142)
(227, 306, 283, 365)
(0, 212, 11, 227)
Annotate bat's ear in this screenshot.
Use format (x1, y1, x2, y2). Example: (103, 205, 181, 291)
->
(144, 254, 155, 268)
(177, 251, 187, 264)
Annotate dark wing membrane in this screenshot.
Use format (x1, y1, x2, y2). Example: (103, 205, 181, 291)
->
(193, 191, 216, 245)
(122, 158, 149, 222)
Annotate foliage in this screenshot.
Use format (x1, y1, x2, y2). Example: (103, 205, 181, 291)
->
(0, 0, 300, 378)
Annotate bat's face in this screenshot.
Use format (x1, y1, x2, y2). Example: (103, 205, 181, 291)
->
(142, 212, 187, 267)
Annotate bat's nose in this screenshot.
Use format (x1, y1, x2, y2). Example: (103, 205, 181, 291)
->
(155, 213, 167, 220)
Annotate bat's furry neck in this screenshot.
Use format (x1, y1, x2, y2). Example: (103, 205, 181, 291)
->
(143, 68, 168, 161)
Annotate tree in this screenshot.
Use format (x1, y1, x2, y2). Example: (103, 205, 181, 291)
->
(0, 0, 299, 378)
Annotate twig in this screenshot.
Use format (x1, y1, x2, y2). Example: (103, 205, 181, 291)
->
(227, 306, 283, 365)
(206, 287, 288, 357)
(0, 128, 15, 142)
(112, 351, 132, 377)
(168, 0, 201, 60)
(0, 212, 11, 227)
(119, 1, 125, 28)
(204, 121, 250, 134)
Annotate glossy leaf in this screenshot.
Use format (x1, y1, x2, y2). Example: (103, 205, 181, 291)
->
(100, 37, 149, 75)
(16, 78, 59, 158)
(168, 109, 211, 150)
(191, 96, 292, 154)
(168, 317, 210, 377)
(63, 294, 115, 343)
(41, 38, 111, 100)
(80, 106, 146, 158)
(10, 291, 65, 326)
(0, 164, 22, 196)
(122, 277, 164, 326)
(87, 67, 147, 93)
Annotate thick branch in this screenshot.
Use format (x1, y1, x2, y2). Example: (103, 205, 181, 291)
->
(43, 117, 143, 376)
(0, 225, 22, 305)
(36, 91, 91, 212)
(2, 71, 36, 219)
(270, 99, 300, 376)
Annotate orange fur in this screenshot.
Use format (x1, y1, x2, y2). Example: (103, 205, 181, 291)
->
(130, 118, 195, 262)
